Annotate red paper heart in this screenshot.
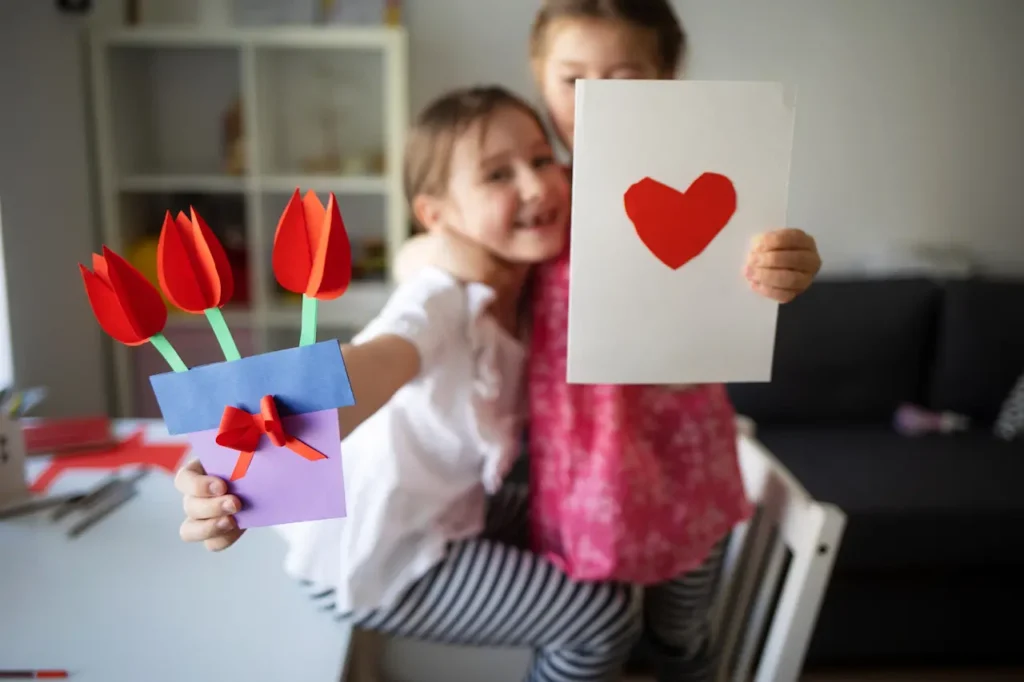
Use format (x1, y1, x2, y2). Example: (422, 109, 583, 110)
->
(624, 173, 737, 270)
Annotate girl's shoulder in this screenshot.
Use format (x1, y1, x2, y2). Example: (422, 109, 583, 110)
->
(382, 266, 468, 313)
(354, 267, 506, 362)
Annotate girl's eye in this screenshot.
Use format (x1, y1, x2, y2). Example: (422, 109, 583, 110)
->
(561, 76, 579, 87)
(486, 167, 513, 183)
(533, 155, 555, 169)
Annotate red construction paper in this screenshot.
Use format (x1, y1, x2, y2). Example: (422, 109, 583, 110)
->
(157, 207, 235, 313)
(624, 173, 737, 270)
(215, 395, 326, 480)
(80, 247, 168, 346)
(23, 416, 113, 454)
(28, 428, 190, 494)
(272, 189, 352, 300)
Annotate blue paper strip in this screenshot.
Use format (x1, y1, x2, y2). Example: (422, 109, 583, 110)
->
(150, 340, 354, 435)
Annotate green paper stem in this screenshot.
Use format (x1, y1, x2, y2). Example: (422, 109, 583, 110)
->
(300, 295, 318, 346)
(149, 333, 188, 373)
(205, 307, 241, 361)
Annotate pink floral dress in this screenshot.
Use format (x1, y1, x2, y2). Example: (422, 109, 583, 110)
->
(528, 237, 754, 585)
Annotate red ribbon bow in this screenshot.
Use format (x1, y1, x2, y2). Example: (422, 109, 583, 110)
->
(215, 395, 327, 481)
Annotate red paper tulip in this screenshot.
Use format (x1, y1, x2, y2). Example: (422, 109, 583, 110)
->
(272, 189, 352, 300)
(157, 207, 235, 313)
(80, 246, 168, 346)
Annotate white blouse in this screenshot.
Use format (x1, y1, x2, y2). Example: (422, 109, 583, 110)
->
(275, 267, 526, 613)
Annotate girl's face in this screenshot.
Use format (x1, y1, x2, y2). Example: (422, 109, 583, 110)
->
(536, 17, 666, 149)
(421, 105, 569, 265)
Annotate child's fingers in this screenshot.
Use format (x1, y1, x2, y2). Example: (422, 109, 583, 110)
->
(174, 459, 228, 498)
(747, 249, 821, 275)
(183, 492, 241, 521)
(751, 228, 816, 253)
(751, 267, 814, 293)
(749, 281, 801, 303)
(204, 529, 244, 553)
(179, 515, 237, 544)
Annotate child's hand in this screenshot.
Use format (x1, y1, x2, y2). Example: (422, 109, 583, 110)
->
(744, 228, 821, 303)
(174, 459, 245, 552)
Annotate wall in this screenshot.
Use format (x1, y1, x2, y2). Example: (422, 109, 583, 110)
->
(0, 1, 109, 416)
(404, 0, 1024, 275)
(121, 0, 1024, 275)
(1, 0, 1021, 415)
(0, 201, 14, 389)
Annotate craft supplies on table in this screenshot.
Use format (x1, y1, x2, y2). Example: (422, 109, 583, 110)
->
(0, 468, 150, 539)
(0, 419, 187, 538)
(21, 416, 114, 455)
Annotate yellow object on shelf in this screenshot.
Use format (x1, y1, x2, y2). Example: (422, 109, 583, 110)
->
(126, 237, 171, 310)
(385, 0, 401, 26)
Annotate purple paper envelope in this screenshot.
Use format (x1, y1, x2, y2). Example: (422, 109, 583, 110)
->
(150, 341, 354, 528)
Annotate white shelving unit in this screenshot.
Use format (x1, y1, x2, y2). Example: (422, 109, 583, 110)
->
(88, 25, 409, 417)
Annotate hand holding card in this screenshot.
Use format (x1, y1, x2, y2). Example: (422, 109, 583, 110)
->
(79, 189, 356, 528)
(744, 228, 822, 303)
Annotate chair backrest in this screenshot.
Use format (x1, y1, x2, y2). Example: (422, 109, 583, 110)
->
(712, 431, 846, 682)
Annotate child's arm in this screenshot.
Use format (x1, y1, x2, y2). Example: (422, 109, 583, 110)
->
(337, 268, 464, 435)
(338, 335, 419, 437)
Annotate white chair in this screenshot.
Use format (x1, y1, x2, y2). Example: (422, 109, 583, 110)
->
(344, 422, 847, 682)
(713, 421, 847, 682)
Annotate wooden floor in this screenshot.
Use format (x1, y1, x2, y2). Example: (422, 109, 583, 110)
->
(620, 672, 1024, 682)
(802, 671, 1024, 682)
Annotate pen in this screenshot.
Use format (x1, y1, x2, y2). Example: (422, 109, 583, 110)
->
(0, 492, 86, 520)
(14, 387, 48, 417)
(50, 472, 122, 522)
(0, 671, 69, 679)
(66, 473, 144, 539)
(6, 391, 22, 416)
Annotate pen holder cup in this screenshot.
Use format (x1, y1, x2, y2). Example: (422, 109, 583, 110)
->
(0, 412, 29, 508)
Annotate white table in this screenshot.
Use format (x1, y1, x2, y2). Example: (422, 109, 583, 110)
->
(0, 421, 350, 682)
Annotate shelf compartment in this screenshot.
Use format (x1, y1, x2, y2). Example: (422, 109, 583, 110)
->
(258, 174, 387, 194)
(253, 46, 385, 176)
(116, 192, 254, 309)
(103, 45, 242, 176)
(118, 174, 247, 193)
(266, 281, 392, 329)
(265, 326, 362, 354)
(131, 323, 259, 418)
(261, 189, 389, 289)
(98, 26, 401, 50)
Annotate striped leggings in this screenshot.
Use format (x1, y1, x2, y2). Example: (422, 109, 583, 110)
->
(305, 485, 725, 682)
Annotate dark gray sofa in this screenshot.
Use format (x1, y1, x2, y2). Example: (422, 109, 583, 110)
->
(726, 276, 1024, 666)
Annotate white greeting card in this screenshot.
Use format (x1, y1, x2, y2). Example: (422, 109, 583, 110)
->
(567, 80, 797, 384)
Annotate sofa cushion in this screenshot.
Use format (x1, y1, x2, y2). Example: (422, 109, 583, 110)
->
(756, 426, 1024, 571)
(728, 278, 941, 425)
(929, 278, 1024, 425)
(995, 372, 1024, 440)
(808, 568, 1024, 665)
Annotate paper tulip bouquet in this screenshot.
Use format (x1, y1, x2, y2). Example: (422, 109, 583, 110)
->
(79, 189, 355, 528)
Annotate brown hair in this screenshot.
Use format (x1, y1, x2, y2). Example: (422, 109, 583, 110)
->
(403, 86, 548, 227)
(529, 0, 687, 75)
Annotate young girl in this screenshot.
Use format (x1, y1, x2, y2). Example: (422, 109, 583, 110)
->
(397, 2, 823, 681)
(175, 86, 644, 682)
